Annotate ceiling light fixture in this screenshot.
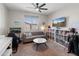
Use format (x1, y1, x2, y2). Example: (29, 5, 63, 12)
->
(36, 8, 39, 11)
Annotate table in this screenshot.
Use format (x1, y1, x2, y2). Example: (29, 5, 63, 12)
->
(33, 38, 47, 51)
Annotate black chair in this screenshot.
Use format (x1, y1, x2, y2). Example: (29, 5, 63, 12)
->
(7, 32, 18, 53)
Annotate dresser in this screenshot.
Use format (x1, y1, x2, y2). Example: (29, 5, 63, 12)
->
(0, 36, 12, 56)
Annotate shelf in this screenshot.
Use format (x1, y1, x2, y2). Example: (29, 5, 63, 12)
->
(49, 28, 69, 47)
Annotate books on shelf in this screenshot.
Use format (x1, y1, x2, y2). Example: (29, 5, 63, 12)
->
(47, 27, 70, 47)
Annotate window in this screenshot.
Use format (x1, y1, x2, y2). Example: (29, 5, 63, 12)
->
(23, 16, 39, 31)
(24, 16, 38, 24)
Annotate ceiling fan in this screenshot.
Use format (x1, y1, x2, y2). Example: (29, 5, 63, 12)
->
(30, 3, 48, 12)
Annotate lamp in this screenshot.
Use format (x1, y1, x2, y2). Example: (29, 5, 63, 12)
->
(41, 26, 45, 31)
(48, 25, 51, 40)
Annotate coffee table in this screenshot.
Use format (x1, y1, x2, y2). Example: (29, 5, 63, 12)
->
(33, 38, 47, 51)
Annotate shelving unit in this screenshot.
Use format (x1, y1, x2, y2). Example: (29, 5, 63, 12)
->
(47, 28, 70, 47)
(55, 29, 69, 47)
(46, 28, 55, 40)
(0, 37, 12, 56)
(50, 29, 55, 39)
(47, 28, 79, 55)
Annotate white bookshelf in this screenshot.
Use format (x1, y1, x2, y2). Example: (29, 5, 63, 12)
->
(0, 37, 12, 56)
(48, 28, 70, 47)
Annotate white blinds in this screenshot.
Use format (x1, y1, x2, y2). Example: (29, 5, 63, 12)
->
(23, 16, 39, 32)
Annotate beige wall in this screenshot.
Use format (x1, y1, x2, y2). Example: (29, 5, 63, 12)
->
(0, 4, 8, 35)
(8, 10, 48, 32)
(48, 4, 79, 29)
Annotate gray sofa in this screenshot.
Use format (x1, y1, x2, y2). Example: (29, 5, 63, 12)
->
(22, 31, 47, 43)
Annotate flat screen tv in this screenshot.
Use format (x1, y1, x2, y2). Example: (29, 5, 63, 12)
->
(52, 17, 66, 27)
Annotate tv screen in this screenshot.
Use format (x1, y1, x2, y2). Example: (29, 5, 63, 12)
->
(52, 17, 66, 27)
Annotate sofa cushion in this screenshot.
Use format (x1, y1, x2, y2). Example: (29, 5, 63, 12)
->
(25, 32, 32, 37)
(32, 32, 44, 36)
(34, 35, 45, 37)
(22, 31, 46, 43)
(26, 35, 45, 39)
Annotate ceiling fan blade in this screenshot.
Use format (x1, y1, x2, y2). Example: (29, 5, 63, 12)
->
(40, 8, 48, 10)
(39, 9, 41, 12)
(36, 3, 39, 8)
(32, 3, 36, 8)
(39, 3, 46, 8)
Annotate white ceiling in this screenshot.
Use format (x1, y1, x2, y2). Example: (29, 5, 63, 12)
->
(4, 3, 68, 15)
